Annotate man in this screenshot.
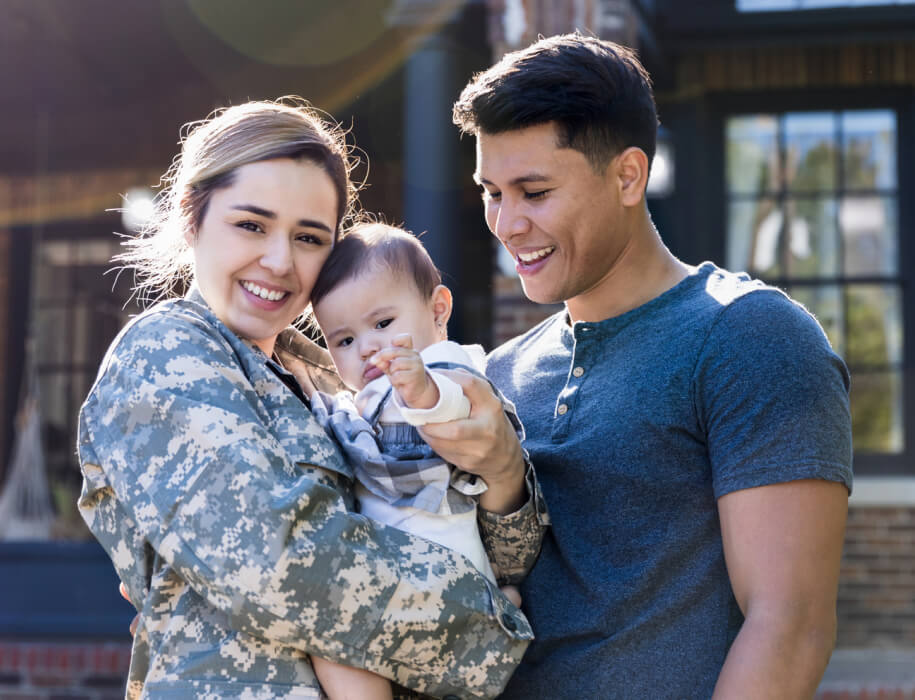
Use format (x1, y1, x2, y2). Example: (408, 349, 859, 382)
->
(446, 33, 852, 698)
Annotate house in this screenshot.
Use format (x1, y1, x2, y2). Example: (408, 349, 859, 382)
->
(0, 0, 912, 696)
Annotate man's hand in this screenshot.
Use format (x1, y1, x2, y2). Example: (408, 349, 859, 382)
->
(418, 370, 526, 515)
(370, 334, 440, 409)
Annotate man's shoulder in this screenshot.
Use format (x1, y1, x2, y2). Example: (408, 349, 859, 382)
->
(686, 262, 823, 336)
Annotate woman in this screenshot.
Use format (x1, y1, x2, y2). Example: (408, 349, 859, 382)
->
(77, 98, 546, 699)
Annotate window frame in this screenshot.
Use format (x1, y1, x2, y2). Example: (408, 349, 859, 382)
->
(708, 87, 915, 475)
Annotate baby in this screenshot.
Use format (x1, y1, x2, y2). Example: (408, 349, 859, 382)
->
(307, 222, 524, 700)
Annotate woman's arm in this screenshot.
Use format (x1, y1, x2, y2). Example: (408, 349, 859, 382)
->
(78, 308, 530, 700)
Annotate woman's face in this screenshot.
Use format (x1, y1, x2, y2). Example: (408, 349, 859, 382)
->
(187, 158, 338, 356)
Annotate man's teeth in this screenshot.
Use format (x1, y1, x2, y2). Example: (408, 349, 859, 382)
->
(518, 246, 555, 263)
(242, 282, 287, 301)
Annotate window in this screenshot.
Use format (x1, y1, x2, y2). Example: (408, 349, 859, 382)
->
(725, 109, 902, 456)
(737, 0, 915, 11)
(32, 235, 138, 540)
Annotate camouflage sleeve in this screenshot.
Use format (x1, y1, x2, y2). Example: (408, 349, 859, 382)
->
(78, 310, 531, 699)
(477, 456, 550, 585)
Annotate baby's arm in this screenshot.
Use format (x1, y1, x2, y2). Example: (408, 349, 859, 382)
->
(311, 656, 393, 700)
(370, 334, 440, 409)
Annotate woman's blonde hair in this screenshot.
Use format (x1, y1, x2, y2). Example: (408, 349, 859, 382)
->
(117, 96, 361, 305)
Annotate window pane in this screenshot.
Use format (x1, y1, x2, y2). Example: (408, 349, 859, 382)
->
(784, 197, 839, 278)
(841, 196, 897, 276)
(784, 112, 838, 193)
(36, 306, 69, 367)
(842, 111, 896, 191)
(727, 198, 781, 276)
(790, 285, 844, 356)
(726, 116, 779, 195)
(851, 370, 904, 454)
(845, 284, 903, 367)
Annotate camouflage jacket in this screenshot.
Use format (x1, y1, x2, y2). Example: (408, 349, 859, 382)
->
(77, 290, 549, 699)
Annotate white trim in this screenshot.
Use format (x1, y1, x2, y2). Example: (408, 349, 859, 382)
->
(849, 477, 915, 507)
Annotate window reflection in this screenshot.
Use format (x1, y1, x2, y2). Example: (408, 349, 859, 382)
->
(726, 109, 901, 454)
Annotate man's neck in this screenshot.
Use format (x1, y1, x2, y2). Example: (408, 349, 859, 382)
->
(565, 224, 690, 324)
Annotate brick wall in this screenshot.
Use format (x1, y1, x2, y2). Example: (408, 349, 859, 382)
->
(492, 274, 563, 346)
(838, 506, 915, 648)
(0, 641, 130, 700)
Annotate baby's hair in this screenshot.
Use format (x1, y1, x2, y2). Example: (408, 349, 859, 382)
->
(310, 222, 442, 310)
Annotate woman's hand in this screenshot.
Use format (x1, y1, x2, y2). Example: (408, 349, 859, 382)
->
(418, 371, 526, 515)
(119, 582, 140, 637)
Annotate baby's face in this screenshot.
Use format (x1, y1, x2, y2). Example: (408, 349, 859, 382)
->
(314, 266, 441, 391)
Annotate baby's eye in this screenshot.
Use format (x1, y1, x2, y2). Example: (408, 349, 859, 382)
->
(338, 337, 353, 347)
(376, 318, 393, 329)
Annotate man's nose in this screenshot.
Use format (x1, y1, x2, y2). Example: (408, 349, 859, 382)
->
(493, 198, 531, 244)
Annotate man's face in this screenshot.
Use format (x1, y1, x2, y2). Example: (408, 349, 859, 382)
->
(475, 122, 631, 318)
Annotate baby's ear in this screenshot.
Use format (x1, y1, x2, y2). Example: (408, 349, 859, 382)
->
(431, 285, 453, 337)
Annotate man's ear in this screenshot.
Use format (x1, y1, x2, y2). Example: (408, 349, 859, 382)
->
(614, 147, 650, 207)
(431, 284, 453, 339)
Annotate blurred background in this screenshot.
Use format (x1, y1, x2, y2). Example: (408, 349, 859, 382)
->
(0, 0, 913, 697)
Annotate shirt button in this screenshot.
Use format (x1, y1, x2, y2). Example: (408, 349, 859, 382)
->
(501, 613, 518, 632)
(557, 404, 568, 415)
(572, 366, 584, 377)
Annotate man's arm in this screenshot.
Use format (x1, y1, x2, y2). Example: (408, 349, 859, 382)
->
(419, 371, 549, 583)
(419, 371, 527, 514)
(713, 479, 848, 699)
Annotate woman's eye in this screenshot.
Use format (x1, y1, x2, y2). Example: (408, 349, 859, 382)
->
(376, 318, 393, 329)
(524, 190, 548, 200)
(482, 189, 501, 202)
(296, 233, 323, 245)
(238, 221, 264, 233)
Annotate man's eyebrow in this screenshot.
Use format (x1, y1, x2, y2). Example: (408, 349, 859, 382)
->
(230, 204, 334, 233)
(473, 173, 552, 187)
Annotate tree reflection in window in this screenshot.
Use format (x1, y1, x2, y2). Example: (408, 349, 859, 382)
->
(726, 110, 902, 454)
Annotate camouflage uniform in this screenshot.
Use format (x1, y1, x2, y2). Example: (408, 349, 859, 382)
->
(77, 289, 549, 699)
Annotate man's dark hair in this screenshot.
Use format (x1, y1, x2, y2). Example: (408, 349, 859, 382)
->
(310, 222, 442, 310)
(453, 32, 658, 172)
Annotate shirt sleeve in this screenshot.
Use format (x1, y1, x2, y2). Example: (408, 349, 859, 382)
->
(393, 370, 471, 426)
(77, 310, 531, 700)
(477, 456, 550, 585)
(693, 290, 854, 499)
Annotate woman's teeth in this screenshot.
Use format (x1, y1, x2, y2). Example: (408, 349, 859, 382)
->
(518, 246, 555, 263)
(242, 281, 287, 301)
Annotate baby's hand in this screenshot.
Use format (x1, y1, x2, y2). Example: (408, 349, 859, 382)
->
(371, 334, 440, 409)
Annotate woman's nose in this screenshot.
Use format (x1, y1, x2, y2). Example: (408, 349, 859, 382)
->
(259, 235, 293, 275)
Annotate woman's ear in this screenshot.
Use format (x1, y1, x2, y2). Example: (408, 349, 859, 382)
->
(431, 284, 453, 340)
(614, 146, 650, 207)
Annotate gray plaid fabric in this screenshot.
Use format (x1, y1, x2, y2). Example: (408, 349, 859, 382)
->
(311, 362, 525, 515)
